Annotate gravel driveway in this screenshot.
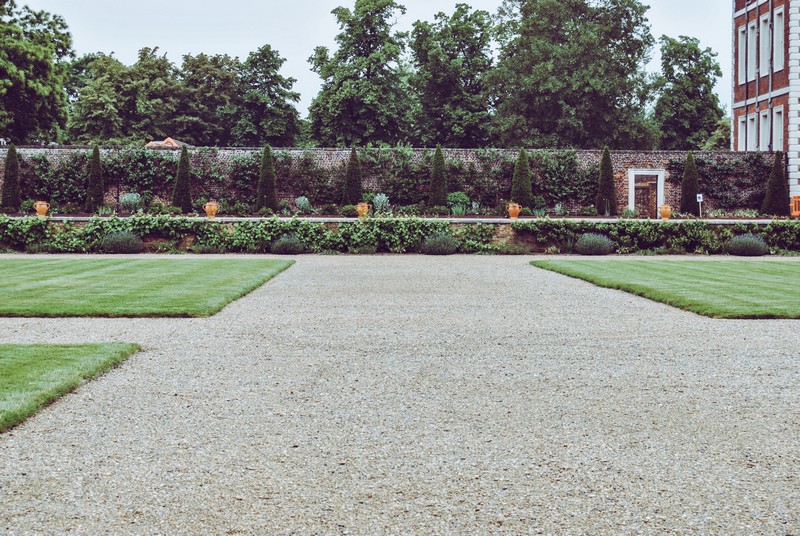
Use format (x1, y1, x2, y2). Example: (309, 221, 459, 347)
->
(1, 255, 798, 535)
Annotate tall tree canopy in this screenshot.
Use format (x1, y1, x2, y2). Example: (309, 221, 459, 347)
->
(653, 35, 724, 150)
(0, 0, 73, 143)
(308, 0, 411, 147)
(409, 4, 492, 147)
(488, 0, 655, 149)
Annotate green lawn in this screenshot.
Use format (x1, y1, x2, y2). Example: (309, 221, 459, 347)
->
(532, 259, 800, 319)
(0, 258, 293, 317)
(0, 343, 140, 432)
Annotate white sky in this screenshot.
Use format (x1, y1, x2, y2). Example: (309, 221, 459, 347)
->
(21, 0, 731, 117)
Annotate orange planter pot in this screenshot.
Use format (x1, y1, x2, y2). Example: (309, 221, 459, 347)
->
(356, 203, 371, 218)
(659, 204, 672, 220)
(33, 201, 50, 217)
(507, 202, 521, 220)
(203, 201, 219, 218)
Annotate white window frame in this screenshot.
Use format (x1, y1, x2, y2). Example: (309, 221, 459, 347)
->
(748, 21, 758, 81)
(747, 113, 758, 150)
(774, 7, 785, 72)
(759, 110, 771, 151)
(760, 14, 771, 77)
(773, 106, 784, 152)
(738, 116, 747, 151)
(738, 26, 747, 84)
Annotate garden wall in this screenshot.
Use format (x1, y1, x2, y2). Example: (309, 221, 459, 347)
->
(0, 147, 776, 216)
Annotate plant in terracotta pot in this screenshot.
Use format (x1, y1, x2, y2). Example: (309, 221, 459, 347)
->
(659, 204, 673, 220)
(203, 201, 220, 218)
(507, 202, 521, 219)
(355, 202, 371, 218)
(33, 201, 50, 217)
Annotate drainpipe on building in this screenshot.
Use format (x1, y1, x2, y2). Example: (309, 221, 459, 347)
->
(744, 0, 751, 150)
(768, 0, 774, 151)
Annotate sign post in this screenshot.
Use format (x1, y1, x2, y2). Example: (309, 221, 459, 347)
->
(697, 194, 704, 219)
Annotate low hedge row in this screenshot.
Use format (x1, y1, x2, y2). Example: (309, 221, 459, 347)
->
(2, 215, 800, 255)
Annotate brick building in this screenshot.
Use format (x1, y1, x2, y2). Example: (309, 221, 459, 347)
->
(732, 0, 797, 194)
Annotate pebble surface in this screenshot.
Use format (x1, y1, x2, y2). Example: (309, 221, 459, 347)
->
(1, 254, 799, 535)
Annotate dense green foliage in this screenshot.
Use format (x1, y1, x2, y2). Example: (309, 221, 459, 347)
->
(342, 147, 363, 205)
(761, 152, 789, 216)
(428, 145, 448, 206)
(510, 148, 533, 208)
(408, 4, 492, 147)
(419, 233, 460, 255)
(531, 259, 800, 319)
(100, 230, 145, 253)
(726, 234, 769, 256)
(256, 145, 278, 211)
(0, 343, 140, 432)
(172, 146, 192, 212)
(270, 233, 306, 254)
(680, 152, 700, 216)
(1, 144, 21, 211)
(84, 146, 103, 212)
(595, 147, 616, 215)
(654, 36, 724, 150)
(574, 233, 614, 255)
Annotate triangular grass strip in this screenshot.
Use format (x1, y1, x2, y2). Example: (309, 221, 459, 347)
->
(0, 343, 140, 432)
(0, 258, 293, 317)
(532, 259, 800, 319)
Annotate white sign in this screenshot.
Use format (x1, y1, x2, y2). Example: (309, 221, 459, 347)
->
(696, 194, 704, 203)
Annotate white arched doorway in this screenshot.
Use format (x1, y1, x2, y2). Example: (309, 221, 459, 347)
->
(627, 169, 665, 218)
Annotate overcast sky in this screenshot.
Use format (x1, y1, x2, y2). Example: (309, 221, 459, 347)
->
(22, 0, 731, 117)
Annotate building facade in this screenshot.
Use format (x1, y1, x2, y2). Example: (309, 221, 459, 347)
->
(732, 0, 798, 194)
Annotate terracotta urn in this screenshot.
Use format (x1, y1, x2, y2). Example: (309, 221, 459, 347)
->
(507, 202, 521, 220)
(203, 201, 219, 218)
(33, 201, 50, 218)
(356, 202, 371, 218)
(659, 204, 673, 220)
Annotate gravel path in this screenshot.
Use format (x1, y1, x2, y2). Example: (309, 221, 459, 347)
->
(1, 255, 799, 535)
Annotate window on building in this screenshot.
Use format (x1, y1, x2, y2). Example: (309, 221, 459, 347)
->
(738, 116, 747, 151)
(760, 110, 771, 150)
(748, 114, 758, 150)
(773, 107, 784, 152)
(738, 26, 747, 84)
(774, 8, 785, 71)
(748, 22, 757, 81)
(760, 15, 771, 76)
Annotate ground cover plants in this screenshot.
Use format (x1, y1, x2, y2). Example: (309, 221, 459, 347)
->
(0, 258, 293, 317)
(0, 343, 140, 432)
(531, 259, 800, 318)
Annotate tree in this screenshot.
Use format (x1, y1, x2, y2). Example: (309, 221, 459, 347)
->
(0, 1, 73, 143)
(596, 147, 616, 215)
(488, 0, 654, 149)
(309, 0, 411, 146)
(1, 143, 21, 211)
(84, 146, 104, 213)
(231, 45, 301, 147)
(428, 145, 448, 206)
(680, 151, 700, 216)
(256, 145, 278, 211)
(172, 146, 192, 212)
(68, 54, 127, 143)
(654, 36, 724, 150)
(342, 147, 362, 205)
(702, 117, 732, 151)
(510, 148, 533, 208)
(761, 152, 789, 216)
(409, 4, 492, 147)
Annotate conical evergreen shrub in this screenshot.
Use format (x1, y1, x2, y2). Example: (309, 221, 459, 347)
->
(85, 146, 104, 213)
(680, 151, 700, 216)
(760, 152, 789, 216)
(342, 147, 362, 206)
(172, 146, 193, 213)
(510, 148, 534, 208)
(256, 145, 278, 211)
(1, 143, 21, 212)
(428, 145, 448, 207)
(595, 147, 616, 216)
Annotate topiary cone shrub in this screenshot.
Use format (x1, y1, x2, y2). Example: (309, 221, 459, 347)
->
(256, 145, 278, 212)
(342, 147, 362, 206)
(760, 152, 789, 216)
(680, 152, 700, 216)
(85, 146, 104, 213)
(172, 146, 193, 213)
(1, 143, 21, 212)
(510, 148, 533, 208)
(428, 145, 448, 207)
(595, 147, 616, 216)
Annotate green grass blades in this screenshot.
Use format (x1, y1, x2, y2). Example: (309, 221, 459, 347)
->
(0, 343, 140, 432)
(0, 258, 293, 317)
(532, 259, 800, 319)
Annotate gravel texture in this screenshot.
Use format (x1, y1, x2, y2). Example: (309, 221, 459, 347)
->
(1, 254, 799, 535)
